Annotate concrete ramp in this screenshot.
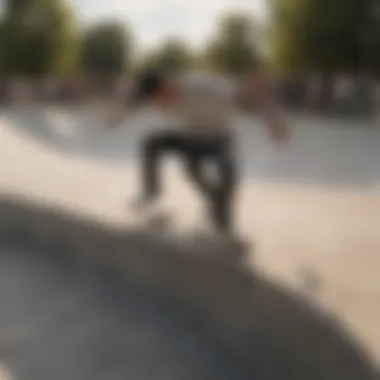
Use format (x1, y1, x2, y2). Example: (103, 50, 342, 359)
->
(0, 238, 246, 380)
(0, 107, 378, 378)
(0, 195, 376, 380)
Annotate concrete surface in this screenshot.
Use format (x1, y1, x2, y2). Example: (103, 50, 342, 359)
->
(0, 245, 247, 380)
(0, 106, 379, 378)
(0, 196, 376, 380)
(2, 106, 380, 185)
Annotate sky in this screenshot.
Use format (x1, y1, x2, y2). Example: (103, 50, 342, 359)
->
(69, 0, 267, 51)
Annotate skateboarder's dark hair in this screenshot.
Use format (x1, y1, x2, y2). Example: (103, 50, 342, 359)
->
(131, 69, 166, 105)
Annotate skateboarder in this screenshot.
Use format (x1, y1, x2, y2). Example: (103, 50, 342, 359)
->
(108, 70, 289, 235)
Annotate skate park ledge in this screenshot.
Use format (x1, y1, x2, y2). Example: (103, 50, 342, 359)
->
(0, 191, 378, 380)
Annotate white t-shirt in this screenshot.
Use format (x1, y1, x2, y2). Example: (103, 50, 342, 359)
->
(174, 73, 237, 135)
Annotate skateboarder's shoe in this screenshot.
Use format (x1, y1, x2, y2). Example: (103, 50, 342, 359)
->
(129, 194, 157, 212)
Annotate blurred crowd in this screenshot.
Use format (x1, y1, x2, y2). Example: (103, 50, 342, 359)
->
(272, 72, 379, 117)
(0, 72, 379, 118)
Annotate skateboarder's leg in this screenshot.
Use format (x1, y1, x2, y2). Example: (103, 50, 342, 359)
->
(184, 134, 238, 234)
(185, 153, 214, 198)
(208, 143, 238, 233)
(139, 130, 189, 202)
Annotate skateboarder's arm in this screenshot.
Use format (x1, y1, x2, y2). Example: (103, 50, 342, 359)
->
(254, 77, 289, 143)
(106, 76, 180, 129)
(104, 99, 129, 129)
(260, 100, 289, 143)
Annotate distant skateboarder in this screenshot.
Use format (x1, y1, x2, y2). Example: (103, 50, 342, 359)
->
(108, 70, 289, 236)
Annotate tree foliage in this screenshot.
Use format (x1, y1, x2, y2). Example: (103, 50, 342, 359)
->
(79, 20, 132, 76)
(139, 38, 193, 74)
(0, 0, 78, 76)
(1, 0, 377, 78)
(364, 0, 380, 73)
(270, 0, 380, 73)
(203, 12, 260, 75)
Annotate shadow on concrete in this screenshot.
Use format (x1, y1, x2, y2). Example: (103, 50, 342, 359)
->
(0, 194, 377, 379)
(0, 246, 249, 380)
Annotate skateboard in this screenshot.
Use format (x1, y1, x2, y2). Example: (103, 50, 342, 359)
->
(127, 199, 251, 256)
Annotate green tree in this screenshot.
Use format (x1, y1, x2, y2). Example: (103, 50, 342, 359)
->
(79, 20, 133, 77)
(362, 0, 380, 73)
(139, 38, 193, 74)
(270, 0, 379, 73)
(203, 12, 260, 75)
(0, 0, 78, 76)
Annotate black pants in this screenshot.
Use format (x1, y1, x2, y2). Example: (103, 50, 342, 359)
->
(140, 130, 237, 233)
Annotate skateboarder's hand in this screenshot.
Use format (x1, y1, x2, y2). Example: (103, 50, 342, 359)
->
(260, 100, 290, 144)
(105, 101, 127, 130)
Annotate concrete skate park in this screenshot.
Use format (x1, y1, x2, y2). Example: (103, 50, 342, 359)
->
(0, 105, 379, 379)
